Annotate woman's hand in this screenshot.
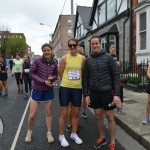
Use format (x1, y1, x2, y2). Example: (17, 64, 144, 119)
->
(45, 80, 53, 87)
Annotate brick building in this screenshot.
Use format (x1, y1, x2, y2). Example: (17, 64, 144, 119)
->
(52, 15, 75, 58)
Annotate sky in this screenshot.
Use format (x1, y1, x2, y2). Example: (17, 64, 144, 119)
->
(0, 0, 93, 55)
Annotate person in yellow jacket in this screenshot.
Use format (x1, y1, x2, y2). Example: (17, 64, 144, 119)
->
(58, 38, 85, 147)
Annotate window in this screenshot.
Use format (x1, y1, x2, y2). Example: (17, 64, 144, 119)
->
(68, 20, 71, 26)
(139, 12, 146, 50)
(109, 35, 116, 48)
(101, 36, 107, 49)
(98, 2, 106, 25)
(107, 0, 116, 20)
(77, 25, 81, 39)
(68, 29, 72, 37)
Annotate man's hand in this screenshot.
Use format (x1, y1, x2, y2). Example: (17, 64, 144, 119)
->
(113, 96, 121, 108)
(85, 96, 91, 105)
(12, 73, 14, 77)
(45, 80, 53, 87)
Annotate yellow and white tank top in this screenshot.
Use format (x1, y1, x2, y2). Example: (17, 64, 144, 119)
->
(60, 53, 83, 89)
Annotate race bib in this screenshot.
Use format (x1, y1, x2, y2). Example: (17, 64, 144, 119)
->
(24, 69, 30, 73)
(68, 70, 80, 80)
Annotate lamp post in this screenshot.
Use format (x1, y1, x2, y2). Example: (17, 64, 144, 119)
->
(40, 23, 52, 41)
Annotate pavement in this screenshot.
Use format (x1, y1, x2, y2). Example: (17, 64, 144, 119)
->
(114, 88, 150, 150)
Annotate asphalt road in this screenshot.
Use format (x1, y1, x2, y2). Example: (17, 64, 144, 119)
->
(0, 73, 146, 150)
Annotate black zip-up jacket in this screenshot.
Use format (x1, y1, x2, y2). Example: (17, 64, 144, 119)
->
(82, 49, 120, 97)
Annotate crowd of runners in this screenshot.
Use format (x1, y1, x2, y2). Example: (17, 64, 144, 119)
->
(1, 36, 150, 150)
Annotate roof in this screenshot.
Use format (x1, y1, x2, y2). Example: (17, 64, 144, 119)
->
(78, 6, 92, 29)
(74, 6, 92, 36)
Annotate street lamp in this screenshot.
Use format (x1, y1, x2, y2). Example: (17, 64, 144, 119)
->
(40, 23, 52, 41)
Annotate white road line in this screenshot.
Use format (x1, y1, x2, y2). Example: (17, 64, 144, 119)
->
(10, 98, 30, 150)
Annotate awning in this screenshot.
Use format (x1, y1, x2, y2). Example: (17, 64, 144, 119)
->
(99, 24, 119, 36)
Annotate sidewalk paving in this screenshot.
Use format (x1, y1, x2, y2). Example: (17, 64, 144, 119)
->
(115, 88, 150, 150)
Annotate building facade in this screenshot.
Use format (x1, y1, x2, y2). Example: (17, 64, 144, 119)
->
(74, 0, 131, 63)
(52, 15, 75, 58)
(133, 0, 150, 63)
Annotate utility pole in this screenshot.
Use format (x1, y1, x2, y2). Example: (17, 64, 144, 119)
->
(71, 0, 74, 38)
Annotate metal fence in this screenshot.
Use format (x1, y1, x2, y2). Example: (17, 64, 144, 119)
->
(120, 59, 149, 92)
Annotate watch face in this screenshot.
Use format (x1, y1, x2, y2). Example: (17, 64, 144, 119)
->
(0, 117, 4, 139)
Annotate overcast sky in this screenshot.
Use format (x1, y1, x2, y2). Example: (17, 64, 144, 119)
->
(0, 0, 93, 55)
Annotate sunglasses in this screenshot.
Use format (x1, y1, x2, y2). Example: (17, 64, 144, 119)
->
(68, 44, 77, 48)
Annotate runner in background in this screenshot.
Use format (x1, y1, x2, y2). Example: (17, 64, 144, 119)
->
(0, 55, 8, 98)
(12, 53, 24, 94)
(21, 54, 32, 99)
(142, 63, 150, 125)
(109, 46, 126, 115)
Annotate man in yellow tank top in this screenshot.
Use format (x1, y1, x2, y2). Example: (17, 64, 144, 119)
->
(58, 38, 85, 147)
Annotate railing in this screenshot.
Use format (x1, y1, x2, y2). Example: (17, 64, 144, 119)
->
(120, 59, 149, 92)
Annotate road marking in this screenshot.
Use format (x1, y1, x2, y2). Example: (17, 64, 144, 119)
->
(10, 98, 30, 150)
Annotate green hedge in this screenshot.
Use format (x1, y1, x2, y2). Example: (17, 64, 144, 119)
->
(127, 76, 141, 85)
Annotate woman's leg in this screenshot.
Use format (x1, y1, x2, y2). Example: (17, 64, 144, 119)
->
(71, 106, 80, 133)
(67, 102, 73, 128)
(27, 100, 40, 130)
(23, 73, 28, 94)
(59, 106, 68, 135)
(44, 101, 53, 132)
(2, 81, 8, 95)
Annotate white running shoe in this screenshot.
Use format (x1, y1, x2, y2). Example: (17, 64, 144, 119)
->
(25, 130, 32, 143)
(59, 135, 69, 147)
(47, 132, 54, 143)
(70, 133, 83, 144)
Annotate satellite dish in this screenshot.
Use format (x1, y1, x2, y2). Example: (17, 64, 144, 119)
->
(0, 117, 4, 139)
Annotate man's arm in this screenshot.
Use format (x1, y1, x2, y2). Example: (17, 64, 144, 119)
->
(147, 64, 150, 79)
(82, 59, 89, 97)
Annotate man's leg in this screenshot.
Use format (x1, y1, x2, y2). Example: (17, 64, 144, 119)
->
(105, 110, 116, 144)
(94, 109, 105, 138)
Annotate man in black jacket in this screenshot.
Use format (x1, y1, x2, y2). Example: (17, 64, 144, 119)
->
(82, 36, 121, 150)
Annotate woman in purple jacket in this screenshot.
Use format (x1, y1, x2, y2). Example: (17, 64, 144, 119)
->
(25, 43, 58, 143)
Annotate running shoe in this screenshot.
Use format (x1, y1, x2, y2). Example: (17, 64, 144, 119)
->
(93, 137, 107, 149)
(21, 90, 24, 94)
(142, 118, 149, 125)
(18, 89, 20, 94)
(109, 143, 115, 150)
(70, 133, 83, 144)
(0, 93, 2, 98)
(66, 125, 72, 132)
(24, 93, 28, 99)
(47, 132, 54, 143)
(2, 94, 8, 98)
(117, 108, 126, 115)
(81, 112, 88, 119)
(25, 130, 32, 143)
(59, 135, 69, 147)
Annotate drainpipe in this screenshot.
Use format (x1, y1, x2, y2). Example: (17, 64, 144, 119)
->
(129, 0, 132, 66)
(123, 0, 130, 71)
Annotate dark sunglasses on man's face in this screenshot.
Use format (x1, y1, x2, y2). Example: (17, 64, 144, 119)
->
(68, 44, 77, 48)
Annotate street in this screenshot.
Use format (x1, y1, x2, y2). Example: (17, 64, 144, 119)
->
(0, 73, 146, 150)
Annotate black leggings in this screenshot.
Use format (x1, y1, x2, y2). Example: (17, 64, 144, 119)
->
(15, 73, 23, 85)
(23, 73, 31, 93)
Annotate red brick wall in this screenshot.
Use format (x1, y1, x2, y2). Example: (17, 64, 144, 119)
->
(131, 0, 138, 63)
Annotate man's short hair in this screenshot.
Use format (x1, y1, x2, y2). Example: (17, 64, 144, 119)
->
(90, 36, 101, 43)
